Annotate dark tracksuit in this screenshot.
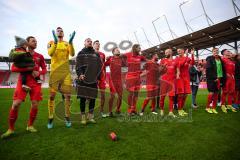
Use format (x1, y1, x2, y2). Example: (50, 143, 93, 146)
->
(235, 61, 240, 91)
(189, 65, 202, 105)
(206, 56, 226, 92)
(76, 47, 102, 113)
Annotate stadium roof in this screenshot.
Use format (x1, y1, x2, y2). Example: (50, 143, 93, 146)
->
(142, 16, 240, 58)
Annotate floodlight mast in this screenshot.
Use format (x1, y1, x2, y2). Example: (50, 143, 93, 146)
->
(232, 0, 240, 16)
(200, 0, 214, 26)
(152, 17, 164, 44)
(179, 1, 194, 33)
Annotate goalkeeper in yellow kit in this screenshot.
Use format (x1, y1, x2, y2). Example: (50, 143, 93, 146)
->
(47, 27, 75, 129)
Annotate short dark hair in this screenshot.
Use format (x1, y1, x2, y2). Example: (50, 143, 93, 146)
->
(112, 47, 118, 54)
(93, 40, 99, 45)
(221, 49, 227, 55)
(56, 27, 62, 30)
(85, 38, 91, 42)
(26, 36, 35, 42)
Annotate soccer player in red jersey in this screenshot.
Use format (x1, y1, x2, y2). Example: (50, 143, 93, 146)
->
(125, 44, 146, 116)
(105, 47, 126, 116)
(93, 40, 107, 117)
(1, 36, 47, 139)
(159, 49, 178, 117)
(220, 49, 237, 113)
(175, 48, 194, 116)
(139, 53, 161, 116)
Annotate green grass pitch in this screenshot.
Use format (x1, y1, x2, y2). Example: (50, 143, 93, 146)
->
(0, 88, 240, 160)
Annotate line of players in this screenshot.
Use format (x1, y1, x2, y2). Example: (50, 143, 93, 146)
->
(100, 46, 240, 118)
(99, 46, 196, 118)
(2, 27, 239, 139)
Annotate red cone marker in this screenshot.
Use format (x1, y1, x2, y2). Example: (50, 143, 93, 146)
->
(109, 132, 117, 141)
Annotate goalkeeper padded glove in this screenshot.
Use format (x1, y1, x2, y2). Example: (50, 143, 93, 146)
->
(69, 31, 76, 44)
(52, 30, 58, 44)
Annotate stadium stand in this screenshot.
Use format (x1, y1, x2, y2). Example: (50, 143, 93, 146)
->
(0, 71, 10, 85)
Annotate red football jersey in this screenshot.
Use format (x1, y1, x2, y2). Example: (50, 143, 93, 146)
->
(105, 56, 123, 81)
(160, 58, 177, 81)
(175, 55, 194, 80)
(125, 52, 146, 77)
(97, 51, 106, 80)
(222, 57, 235, 78)
(144, 60, 159, 85)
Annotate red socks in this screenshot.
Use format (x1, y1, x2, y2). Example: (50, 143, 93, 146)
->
(8, 106, 38, 130)
(177, 95, 183, 110)
(109, 94, 114, 113)
(9, 108, 18, 130)
(207, 93, 218, 109)
(128, 92, 138, 113)
(221, 92, 226, 105)
(159, 96, 173, 112)
(141, 98, 156, 112)
(169, 96, 174, 112)
(28, 107, 38, 126)
(206, 93, 213, 109)
(116, 95, 122, 112)
(151, 98, 156, 112)
(159, 96, 165, 110)
(141, 99, 150, 112)
(212, 93, 218, 109)
(227, 93, 234, 105)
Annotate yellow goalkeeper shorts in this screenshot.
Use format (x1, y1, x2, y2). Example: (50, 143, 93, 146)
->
(49, 73, 72, 94)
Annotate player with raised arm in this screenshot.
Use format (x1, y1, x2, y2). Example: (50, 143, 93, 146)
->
(175, 48, 194, 116)
(47, 27, 75, 128)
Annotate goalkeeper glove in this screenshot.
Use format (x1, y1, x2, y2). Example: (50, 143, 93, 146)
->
(52, 30, 58, 44)
(69, 31, 76, 44)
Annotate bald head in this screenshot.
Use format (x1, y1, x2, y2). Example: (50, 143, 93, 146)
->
(165, 49, 173, 58)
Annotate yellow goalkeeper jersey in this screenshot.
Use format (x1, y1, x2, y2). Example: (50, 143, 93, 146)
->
(48, 41, 75, 73)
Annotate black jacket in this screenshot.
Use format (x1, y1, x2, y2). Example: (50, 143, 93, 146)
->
(206, 56, 226, 91)
(235, 61, 240, 90)
(76, 47, 102, 82)
(235, 61, 240, 81)
(75, 47, 102, 99)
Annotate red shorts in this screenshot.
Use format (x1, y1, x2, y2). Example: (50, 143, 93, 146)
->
(13, 79, 42, 101)
(125, 75, 141, 92)
(109, 80, 123, 95)
(160, 80, 175, 97)
(146, 84, 159, 98)
(223, 78, 235, 94)
(176, 78, 191, 94)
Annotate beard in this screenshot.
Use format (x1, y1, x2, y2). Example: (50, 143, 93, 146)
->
(114, 53, 120, 56)
(165, 54, 170, 58)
